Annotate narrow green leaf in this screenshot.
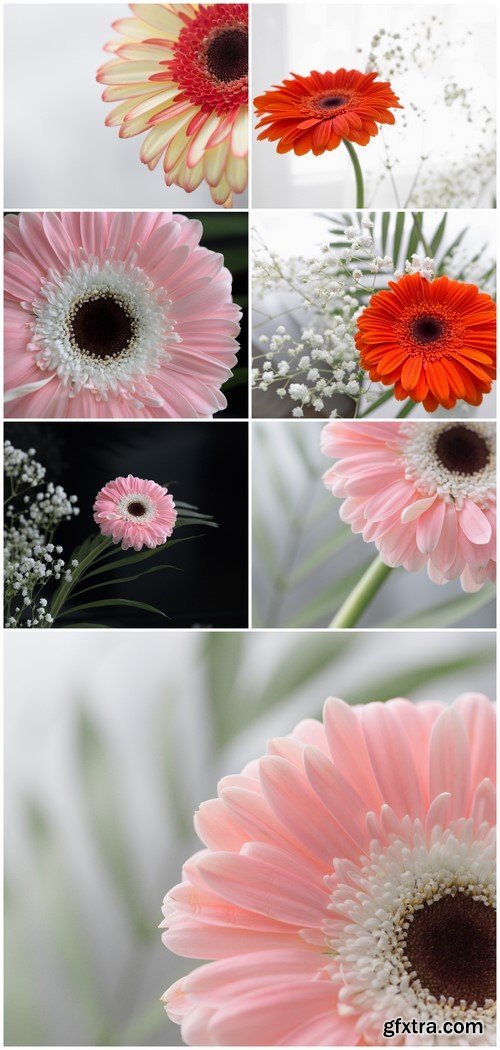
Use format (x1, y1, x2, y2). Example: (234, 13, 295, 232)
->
(203, 633, 246, 744)
(253, 634, 354, 716)
(288, 526, 353, 586)
(284, 561, 372, 628)
(392, 212, 406, 267)
(346, 650, 494, 707)
(70, 563, 179, 599)
(383, 583, 495, 628)
(74, 707, 151, 941)
(83, 536, 198, 579)
(60, 598, 168, 618)
(436, 227, 468, 269)
(381, 212, 390, 254)
(430, 213, 448, 255)
(405, 210, 422, 264)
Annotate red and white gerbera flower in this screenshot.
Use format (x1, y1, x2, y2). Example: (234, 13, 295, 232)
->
(321, 421, 496, 593)
(161, 693, 495, 1046)
(93, 474, 177, 551)
(4, 211, 241, 419)
(97, 4, 248, 207)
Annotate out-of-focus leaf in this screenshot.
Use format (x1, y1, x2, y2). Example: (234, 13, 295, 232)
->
(392, 212, 406, 267)
(284, 561, 372, 628)
(346, 649, 494, 706)
(20, 797, 107, 1039)
(288, 526, 353, 586)
(383, 583, 495, 628)
(74, 706, 150, 942)
(203, 633, 246, 745)
(222, 367, 249, 390)
(253, 634, 354, 715)
(254, 427, 294, 513)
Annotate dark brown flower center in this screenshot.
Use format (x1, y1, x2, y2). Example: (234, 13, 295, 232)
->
(318, 95, 347, 109)
(70, 295, 134, 359)
(206, 28, 248, 83)
(127, 500, 147, 517)
(404, 894, 496, 1006)
(435, 426, 489, 476)
(411, 315, 445, 345)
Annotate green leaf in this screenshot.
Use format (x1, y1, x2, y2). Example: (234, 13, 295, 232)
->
(405, 210, 422, 263)
(253, 634, 354, 716)
(19, 796, 107, 1038)
(222, 367, 248, 390)
(436, 226, 468, 269)
(59, 598, 168, 619)
(83, 535, 198, 579)
(381, 212, 390, 254)
(284, 561, 372, 628)
(383, 583, 495, 628)
(392, 212, 406, 267)
(430, 213, 448, 255)
(346, 649, 494, 707)
(203, 633, 246, 745)
(288, 526, 353, 587)
(70, 563, 180, 599)
(74, 706, 151, 941)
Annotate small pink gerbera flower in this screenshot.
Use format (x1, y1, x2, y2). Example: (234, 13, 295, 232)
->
(321, 421, 496, 593)
(161, 694, 496, 1045)
(93, 474, 176, 550)
(4, 211, 241, 419)
(97, 4, 248, 208)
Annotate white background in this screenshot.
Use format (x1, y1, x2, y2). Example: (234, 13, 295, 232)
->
(4, 3, 249, 209)
(252, 2, 496, 208)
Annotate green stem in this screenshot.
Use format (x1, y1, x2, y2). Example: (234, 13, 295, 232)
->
(396, 398, 417, 418)
(329, 554, 392, 628)
(49, 536, 112, 622)
(342, 140, 364, 208)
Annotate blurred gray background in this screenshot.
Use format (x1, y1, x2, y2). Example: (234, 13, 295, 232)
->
(4, 630, 495, 1046)
(252, 422, 496, 628)
(4, 4, 248, 210)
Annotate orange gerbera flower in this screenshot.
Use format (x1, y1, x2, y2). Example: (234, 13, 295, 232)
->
(356, 274, 497, 412)
(254, 69, 402, 155)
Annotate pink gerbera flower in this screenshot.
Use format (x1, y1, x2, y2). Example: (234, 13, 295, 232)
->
(321, 421, 496, 593)
(161, 694, 496, 1045)
(97, 4, 248, 208)
(93, 474, 177, 550)
(4, 211, 241, 419)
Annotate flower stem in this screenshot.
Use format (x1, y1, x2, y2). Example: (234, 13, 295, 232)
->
(329, 553, 392, 628)
(396, 398, 417, 418)
(342, 140, 364, 208)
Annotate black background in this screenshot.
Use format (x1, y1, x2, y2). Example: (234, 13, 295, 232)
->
(6, 422, 248, 628)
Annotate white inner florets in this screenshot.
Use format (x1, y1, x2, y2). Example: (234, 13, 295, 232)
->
(117, 493, 157, 524)
(400, 423, 496, 508)
(30, 257, 179, 400)
(324, 827, 496, 1045)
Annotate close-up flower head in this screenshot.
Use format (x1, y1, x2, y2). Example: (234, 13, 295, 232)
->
(4, 211, 241, 419)
(356, 273, 497, 412)
(322, 421, 496, 593)
(254, 68, 402, 156)
(161, 692, 495, 1045)
(93, 474, 177, 551)
(97, 3, 248, 208)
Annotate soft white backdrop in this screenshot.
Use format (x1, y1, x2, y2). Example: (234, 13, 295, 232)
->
(252, 3, 496, 208)
(4, 4, 249, 210)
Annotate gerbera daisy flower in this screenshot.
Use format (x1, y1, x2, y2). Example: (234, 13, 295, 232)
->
(4, 211, 241, 419)
(321, 421, 496, 592)
(97, 4, 248, 208)
(356, 273, 496, 412)
(254, 69, 402, 156)
(93, 474, 177, 550)
(161, 693, 496, 1046)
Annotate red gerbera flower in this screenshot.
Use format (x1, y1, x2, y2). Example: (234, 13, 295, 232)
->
(356, 273, 497, 412)
(254, 68, 402, 155)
